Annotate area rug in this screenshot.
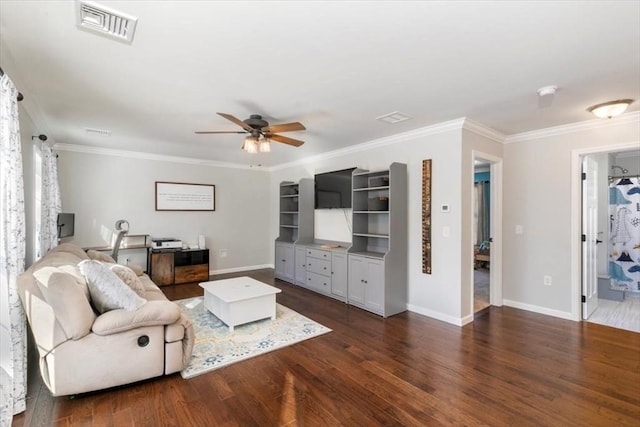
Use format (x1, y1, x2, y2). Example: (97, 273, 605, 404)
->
(176, 297, 331, 379)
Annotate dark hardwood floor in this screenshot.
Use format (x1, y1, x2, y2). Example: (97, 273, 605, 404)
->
(13, 269, 640, 426)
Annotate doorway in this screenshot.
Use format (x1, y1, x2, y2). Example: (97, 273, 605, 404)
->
(471, 152, 503, 316)
(580, 148, 640, 332)
(473, 160, 491, 312)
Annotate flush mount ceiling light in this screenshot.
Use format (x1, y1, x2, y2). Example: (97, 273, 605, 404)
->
(587, 99, 634, 119)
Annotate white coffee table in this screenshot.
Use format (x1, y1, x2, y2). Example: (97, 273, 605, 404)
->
(199, 277, 282, 332)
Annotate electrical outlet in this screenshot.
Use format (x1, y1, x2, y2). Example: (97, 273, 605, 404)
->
(543, 275, 552, 286)
(220, 249, 228, 258)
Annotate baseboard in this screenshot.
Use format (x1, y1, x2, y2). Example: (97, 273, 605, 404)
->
(210, 264, 273, 275)
(407, 304, 471, 326)
(503, 299, 577, 321)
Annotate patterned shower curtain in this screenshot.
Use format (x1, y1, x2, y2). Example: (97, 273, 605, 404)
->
(609, 177, 640, 293)
(0, 73, 27, 424)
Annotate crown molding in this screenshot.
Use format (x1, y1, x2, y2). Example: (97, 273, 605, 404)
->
(53, 143, 266, 171)
(270, 117, 466, 171)
(504, 111, 640, 144)
(461, 118, 506, 143)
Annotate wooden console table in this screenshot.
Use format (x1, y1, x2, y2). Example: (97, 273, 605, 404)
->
(150, 248, 210, 286)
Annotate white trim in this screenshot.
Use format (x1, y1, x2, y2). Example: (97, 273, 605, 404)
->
(53, 143, 264, 171)
(407, 304, 472, 326)
(270, 117, 467, 171)
(503, 299, 576, 322)
(463, 118, 506, 143)
(505, 111, 640, 144)
(210, 264, 273, 275)
(570, 140, 640, 321)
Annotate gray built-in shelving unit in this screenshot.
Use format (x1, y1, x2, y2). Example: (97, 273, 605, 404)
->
(274, 179, 314, 283)
(347, 162, 407, 317)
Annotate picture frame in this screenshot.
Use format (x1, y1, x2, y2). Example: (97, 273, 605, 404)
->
(155, 181, 215, 211)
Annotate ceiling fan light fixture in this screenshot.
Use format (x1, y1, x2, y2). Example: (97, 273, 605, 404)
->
(259, 138, 271, 153)
(587, 99, 634, 119)
(244, 136, 258, 154)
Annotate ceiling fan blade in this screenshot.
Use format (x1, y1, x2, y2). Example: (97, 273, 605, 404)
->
(217, 112, 254, 132)
(194, 131, 247, 134)
(263, 122, 306, 133)
(269, 134, 304, 147)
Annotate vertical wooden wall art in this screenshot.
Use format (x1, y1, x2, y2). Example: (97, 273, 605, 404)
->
(422, 159, 432, 274)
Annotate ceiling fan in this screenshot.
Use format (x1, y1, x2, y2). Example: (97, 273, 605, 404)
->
(195, 112, 305, 153)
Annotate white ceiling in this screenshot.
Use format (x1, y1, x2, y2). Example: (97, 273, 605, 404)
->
(1, 1, 639, 168)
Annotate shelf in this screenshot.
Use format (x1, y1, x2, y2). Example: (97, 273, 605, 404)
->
(353, 186, 390, 192)
(349, 250, 386, 259)
(280, 225, 299, 229)
(353, 170, 389, 177)
(280, 211, 299, 214)
(280, 194, 299, 198)
(353, 233, 389, 239)
(353, 211, 389, 214)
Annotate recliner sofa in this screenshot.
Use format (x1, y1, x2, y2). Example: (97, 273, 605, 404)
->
(17, 243, 194, 396)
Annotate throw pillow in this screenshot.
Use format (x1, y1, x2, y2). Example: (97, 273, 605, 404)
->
(33, 266, 96, 340)
(108, 264, 146, 297)
(86, 250, 117, 264)
(78, 260, 147, 313)
(127, 263, 145, 276)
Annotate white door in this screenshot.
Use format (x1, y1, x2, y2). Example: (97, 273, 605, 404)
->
(582, 157, 599, 319)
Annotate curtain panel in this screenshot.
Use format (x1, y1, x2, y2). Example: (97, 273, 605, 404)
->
(39, 143, 61, 257)
(0, 73, 27, 424)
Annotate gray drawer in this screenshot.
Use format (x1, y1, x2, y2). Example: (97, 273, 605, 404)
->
(306, 248, 331, 260)
(306, 257, 331, 276)
(306, 271, 331, 294)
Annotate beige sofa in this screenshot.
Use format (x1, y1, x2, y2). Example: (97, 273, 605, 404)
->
(17, 243, 194, 396)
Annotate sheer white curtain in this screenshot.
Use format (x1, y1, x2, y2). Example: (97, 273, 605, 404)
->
(0, 73, 27, 424)
(39, 143, 61, 257)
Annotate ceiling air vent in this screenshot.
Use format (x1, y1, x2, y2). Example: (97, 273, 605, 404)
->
(85, 127, 112, 137)
(376, 111, 412, 124)
(75, 0, 138, 44)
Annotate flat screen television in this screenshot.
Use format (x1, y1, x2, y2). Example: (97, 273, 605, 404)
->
(315, 168, 355, 209)
(57, 213, 75, 238)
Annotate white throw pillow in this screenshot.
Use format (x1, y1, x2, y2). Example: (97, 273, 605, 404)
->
(108, 263, 146, 297)
(86, 250, 117, 264)
(78, 260, 147, 313)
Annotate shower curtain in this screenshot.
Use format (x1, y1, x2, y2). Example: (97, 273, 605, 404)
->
(609, 176, 640, 293)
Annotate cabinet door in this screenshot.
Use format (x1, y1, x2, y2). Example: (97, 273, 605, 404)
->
(276, 243, 294, 280)
(283, 244, 294, 279)
(294, 246, 307, 284)
(275, 243, 286, 277)
(150, 252, 174, 286)
(347, 255, 365, 305)
(331, 252, 348, 298)
(364, 259, 385, 313)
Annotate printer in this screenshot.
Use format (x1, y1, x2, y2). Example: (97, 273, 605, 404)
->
(151, 238, 182, 250)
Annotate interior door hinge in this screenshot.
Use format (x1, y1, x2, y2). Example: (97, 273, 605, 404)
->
(582, 172, 586, 180)
(581, 295, 586, 303)
(581, 234, 586, 242)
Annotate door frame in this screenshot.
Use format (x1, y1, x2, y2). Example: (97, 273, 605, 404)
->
(470, 150, 503, 315)
(570, 141, 639, 321)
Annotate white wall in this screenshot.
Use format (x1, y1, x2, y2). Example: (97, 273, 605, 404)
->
(270, 124, 472, 324)
(503, 116, 640, 317)
(56, 150, 272, 272)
